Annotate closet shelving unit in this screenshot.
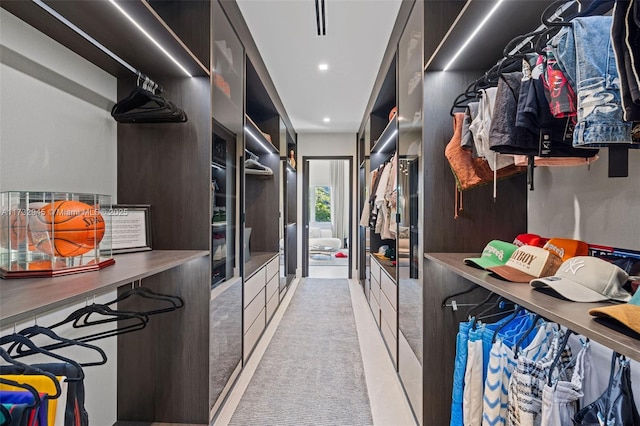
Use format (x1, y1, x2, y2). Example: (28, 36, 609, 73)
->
(417, 1, 630, 425)
(284, 130, 297, 290)
(0, 1, 215, 424)
(241, 57, 282, 362)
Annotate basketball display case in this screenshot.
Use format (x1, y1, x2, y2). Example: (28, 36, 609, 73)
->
(0, 191, 115, 278)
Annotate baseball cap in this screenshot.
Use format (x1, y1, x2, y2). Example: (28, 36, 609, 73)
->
(543, 238, 589, 261)
(589, 289, 640, 334)
(464, 240, 518, 270)
(513, 233, 547, 248)
(531, 256, 631, 303)
(487, 245, 563, 283)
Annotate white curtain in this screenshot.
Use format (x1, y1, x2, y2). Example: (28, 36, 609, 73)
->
(330, 160, 347, 244)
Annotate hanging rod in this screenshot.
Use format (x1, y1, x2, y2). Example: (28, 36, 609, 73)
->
(32, 0, 160, 89)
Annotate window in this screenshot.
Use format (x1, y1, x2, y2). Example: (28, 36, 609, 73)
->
(313, 186, 331, 223)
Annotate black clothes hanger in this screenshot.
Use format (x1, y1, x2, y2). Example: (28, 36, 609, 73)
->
(7, 325, 108, 367)
(0, 404, 10, 426)
(466, 292, 499, 321)
(0, 333, 84, 382)
(0, 377, 42, 410)
(111, 74, 187, 123)
(492, 305, 526, 343)
(441, 284, 482, 308)
(102, 286, 184, 317)
(0, 348, 63, 399)
(514, 314, 544, 357)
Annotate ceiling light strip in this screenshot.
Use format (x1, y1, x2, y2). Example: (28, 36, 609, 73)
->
(140, 0, 208, 76)
(109, 0, 192, 77)
(321, 0, 326, 35)
(32, 0, 136, 74)
(424, 0, 473, 71)
(315, 0, 321, 36)
(443, 0, 505, 71)
(245, 126, 275, 154)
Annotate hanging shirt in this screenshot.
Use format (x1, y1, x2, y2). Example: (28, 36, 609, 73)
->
(451, 320, 473, 426)
(0, 375, 66, 426)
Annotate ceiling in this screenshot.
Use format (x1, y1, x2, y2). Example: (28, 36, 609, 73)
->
(236, 0, 402, 133)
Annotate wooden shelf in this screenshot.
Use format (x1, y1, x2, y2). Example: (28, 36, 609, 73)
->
(1, 0, 209, 78)
(424, 0, 554, 72)
(244, 115, 278, 154)
(370, 115, 397, 155)
(424, 252, 640, 362)
(0, 250, 208, 327)
(372, 254, 396, 280)
(244, 252, 278, 279)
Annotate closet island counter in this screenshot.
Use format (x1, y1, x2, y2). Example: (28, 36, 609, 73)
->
(425, 252, 640, 362)
(0, 250, 209, 326)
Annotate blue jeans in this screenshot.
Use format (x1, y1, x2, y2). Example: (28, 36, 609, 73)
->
(552, 16, 634, 147)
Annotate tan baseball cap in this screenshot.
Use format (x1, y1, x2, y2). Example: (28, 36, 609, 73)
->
(487, 245, 563, 283)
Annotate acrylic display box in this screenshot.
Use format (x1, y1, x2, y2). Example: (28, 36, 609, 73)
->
(0, 192, 115, 278)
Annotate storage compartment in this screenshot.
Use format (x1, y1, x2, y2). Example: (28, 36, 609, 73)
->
(266, 288, 278, 322)
(266, 255, 279, 281)
(370, 256, 381, 284)
(243, 307, 266, 360)
(381, 314, 397, 364)
(369, 292, 380, 326)
(244, 266, 266, 306)
(266, 271, 278, 301)
(243, 287, 265, 332)
(380, 290, 397, 337)
(380, 270, 397, 309)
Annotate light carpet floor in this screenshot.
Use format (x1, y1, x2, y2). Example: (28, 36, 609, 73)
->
(229, 278, 373, 426)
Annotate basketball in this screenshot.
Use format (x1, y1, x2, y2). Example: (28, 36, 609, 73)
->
(28, 200, 106, 257)
(0, 208, 28, 249)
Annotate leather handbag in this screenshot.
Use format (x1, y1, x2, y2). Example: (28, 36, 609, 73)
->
(573, 352, 640, 425)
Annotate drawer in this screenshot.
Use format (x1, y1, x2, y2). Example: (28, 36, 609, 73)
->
(381, 314, 397, 365)
(243, 307, 265, 360)
(369, 293, 380, 327)
(266, 273, 279, 301)
(266, 289, 279, 322)
(380, 290, 397, 338)
(370, 278, 380, 305)
(380, 271, 397, 309)
(244, 267, 266, 307)
(244, 288, 265, 332)
(266, 256, 279, 281)
(370, 256, 381, 284)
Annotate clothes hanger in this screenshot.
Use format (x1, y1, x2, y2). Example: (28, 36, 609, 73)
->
(492, 305, 526, 343)
(0, 348, 62, 399)
(466, 292, 499, 321)
(102, 286, 184, 317)
(111, 73, 187, 123)
(0, 377, 42, 410)
(441, 284, 482, 309)
(514, 314, 544, 358)
(7, 324, 108, 367)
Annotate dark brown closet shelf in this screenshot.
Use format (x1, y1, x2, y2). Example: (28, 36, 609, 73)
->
(425, 253, 640, 361)
(0, 250, 208, 327)
(245, 251, 278, 278)
(1, 0, 209, 78)
(424, 0, 554, 71)
(370, 115, 397, 155)
(244, 115, 278, 154)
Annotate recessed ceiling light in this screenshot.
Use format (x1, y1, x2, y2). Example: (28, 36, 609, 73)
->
(318, 63, 329, 71)
(443, 0, 504, 71)
(323, 117, 330, 123)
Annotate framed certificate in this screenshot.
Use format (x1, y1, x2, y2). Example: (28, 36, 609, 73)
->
(103, 204, 152, 254)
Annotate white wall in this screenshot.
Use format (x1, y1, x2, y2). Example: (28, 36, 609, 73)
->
(297, 133, 357, 276)
(528, 149, 640, 250)
(1, 9, 117, 424)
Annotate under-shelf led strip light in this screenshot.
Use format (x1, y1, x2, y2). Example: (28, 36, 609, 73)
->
(245, 126, 275, 154)
(32, 0, 136, 74)
(443, 0, 505, 71)
(376, 129, 398, 153)
(109, 0, 192, 77)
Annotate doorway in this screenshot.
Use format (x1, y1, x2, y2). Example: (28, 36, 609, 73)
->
(302, 157, 353, 278)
